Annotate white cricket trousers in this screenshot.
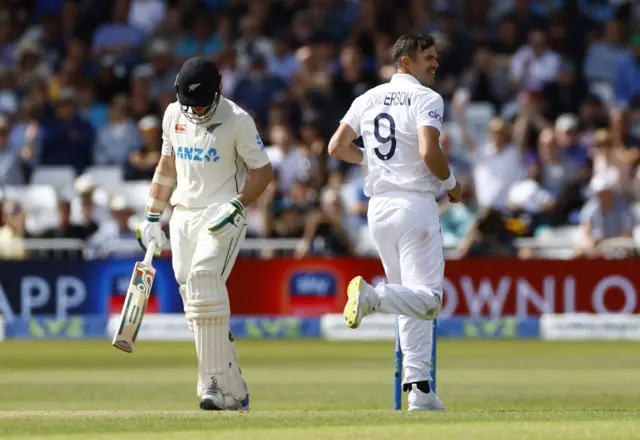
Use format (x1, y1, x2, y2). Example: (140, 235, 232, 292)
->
(368, 191, 444, 385)
(169, 205, 247, 286)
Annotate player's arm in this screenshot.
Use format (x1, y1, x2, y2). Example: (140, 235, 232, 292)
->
(147, 111, 178, 217)
(416, 93, 460, 202)
(233, 114, 274, 208)
(208, 114, 273, 239)
(328, 96, 366, 165)
(135, 110, 175, 253)
(328, 123, 365, 164)
(148, 155, 177, 215)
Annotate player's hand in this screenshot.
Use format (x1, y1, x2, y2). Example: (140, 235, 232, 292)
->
(207, 199, 245, 240)
(447, 182, 462, 203)
(136, 213, 167, 256)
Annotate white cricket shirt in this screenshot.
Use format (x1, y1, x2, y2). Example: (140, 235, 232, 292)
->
(340, 73, 444, 197)
(161, 97, 271, 208)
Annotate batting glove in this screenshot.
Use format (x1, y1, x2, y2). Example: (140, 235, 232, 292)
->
(136, 212, 167, 256)
(207, 199, 245, 240)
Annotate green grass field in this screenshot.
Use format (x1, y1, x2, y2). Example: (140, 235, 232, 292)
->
(1, 339, 639, 439)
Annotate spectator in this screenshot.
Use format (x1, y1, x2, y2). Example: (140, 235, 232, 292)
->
(345, 165, 369, 228)
(498, 0, 548, 46)
(490, 18, 520, 61)
(0, 115, 23, 185)
(219, 48, 241, 98)
(60, 0, 80, 43)
(41, 199, 97, 241)
(554, 113, 591, 181)
(536, 128, 573, 201)
(70, 174, 109, 227)
(541, 60, 588, 122)
(128, 0, 167, 36)
(0, 7, 18, 68)
(94, 93, 141, 166)
(173, 12, 223, 65)
(458, 111, 525, 212)
(246, 180, 276, 239)
(583, 20, 630, 85)
(235, 15, 274, 71)
(614, 34, 640, 107)
(0, 200, 27, 260)
(441, 181, 478, 257)
(610, 105, 640, 150)
(267, 31, 300, 84)
(266, 199, 306, 256)
(144, 3, 183, 54)
(77, 80, 109, 131)
(8, 99, 41, 176)
(65, 38, 97, 80)
(233, 54, 286, 128)
(331, 42, 378, 123)
(125, 115, 160, 180)
(146, 39, 178, 103)
(19, 13, 65, 72)
(575, 175, 636, 258)
(441, 131, 471, 182)
(506, 159, 557, 235)
(457, 44, 506, 112)
(426, 9, 471, 99)
(14, 39, 53, 90)
(129, 64, 158, 120)
(577, 93, 609, 140)
(0, 67, 18, 115)
(39, 88, 95, 174)
(92, 0, 145, 69)
(265, 123, 319, 197)
(289, 44, 332, 107)
(94, 54, 131, 104)
(47, 55, 84, 101)
(510, 28, 560, 93)
(295, 186, 353, 258)
(590, 128, 630, 188)
(85, 194, 140, 259)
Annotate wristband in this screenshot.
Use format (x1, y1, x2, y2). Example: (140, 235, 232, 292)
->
(440, 172, 457, 191)
(230, 198, 245, 211)
(146, 211, 161, 223)
(152, 173, 176, 187)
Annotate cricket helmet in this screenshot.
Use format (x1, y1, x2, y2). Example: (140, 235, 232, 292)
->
(175, 57, 222, 124)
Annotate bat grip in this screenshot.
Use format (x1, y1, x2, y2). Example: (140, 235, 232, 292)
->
(144, 239, 156, 264)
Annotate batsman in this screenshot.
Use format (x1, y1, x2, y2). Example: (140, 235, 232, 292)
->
(135, 56, 273, 411)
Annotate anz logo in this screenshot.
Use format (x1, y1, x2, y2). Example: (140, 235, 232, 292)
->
(176, 146, 220, 163)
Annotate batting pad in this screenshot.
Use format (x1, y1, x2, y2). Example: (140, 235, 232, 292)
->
(185, 270, 247, 400)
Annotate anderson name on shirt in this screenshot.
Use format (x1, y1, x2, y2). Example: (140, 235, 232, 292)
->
(367, 91, 413, 107)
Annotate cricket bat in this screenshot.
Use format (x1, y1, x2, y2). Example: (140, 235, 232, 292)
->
(112, 239, 157, 353)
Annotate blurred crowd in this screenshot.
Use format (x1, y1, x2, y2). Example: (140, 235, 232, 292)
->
(0, 0, 639, 260)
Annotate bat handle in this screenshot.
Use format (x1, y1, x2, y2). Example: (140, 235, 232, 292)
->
(144, 239, 156, 264)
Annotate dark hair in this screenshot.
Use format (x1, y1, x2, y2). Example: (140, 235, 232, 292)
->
(392, 33, 435, 68)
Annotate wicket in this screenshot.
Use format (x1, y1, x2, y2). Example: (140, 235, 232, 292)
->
(393, 317, 437, 410)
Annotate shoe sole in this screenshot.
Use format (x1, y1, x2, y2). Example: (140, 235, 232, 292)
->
(408, 405, 445, 412)
(199, 398, 223, 411)
(344, 276, 364, 329)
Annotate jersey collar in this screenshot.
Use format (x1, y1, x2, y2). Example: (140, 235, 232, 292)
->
(390, 73, 421, 85)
